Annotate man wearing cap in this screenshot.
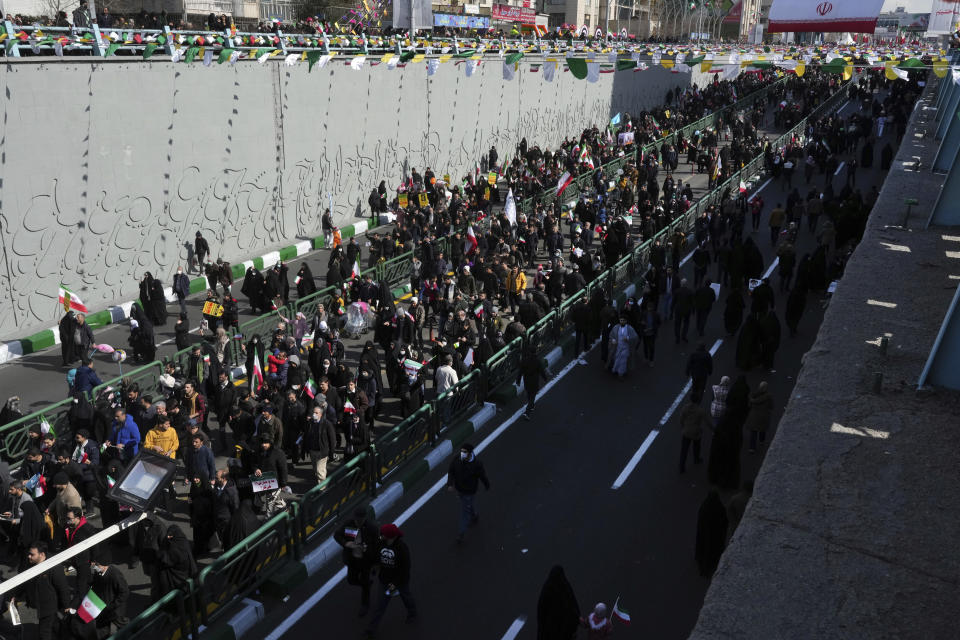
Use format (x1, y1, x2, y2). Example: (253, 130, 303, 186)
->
(365, 523, 416, 637)
(252, 404, 283, 448)
(334, 507, 379, 617)
(447, 442, 490, 543)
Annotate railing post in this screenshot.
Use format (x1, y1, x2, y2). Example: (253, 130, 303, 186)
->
(91, 23, 105, 56)
(367, 446, 380, 496)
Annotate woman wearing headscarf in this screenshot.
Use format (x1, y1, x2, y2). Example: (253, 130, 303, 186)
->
(709, 375, 747, 490)
(226, 499, 261, 548)
(139, 272, 159, 324)
(537, 565, 581, 640)
(723, 287, 745, 336)
(149, 273, 168, 325)
(745, 381, 774, 453)
(16, 500, 45, 571)
(695, 489, 729, 577)
(189, 470, 216, 555)
(241, 267, 266, 314)
(156, 524, 197, 595)
(129, 305, 157, 363)
(295, 263, 317, 299)
(174, 312, 191, 351)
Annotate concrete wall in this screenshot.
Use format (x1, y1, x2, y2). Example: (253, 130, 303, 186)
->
(0, 57, 708, 341)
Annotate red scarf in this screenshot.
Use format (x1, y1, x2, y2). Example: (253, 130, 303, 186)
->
(66, 517, 88, 546)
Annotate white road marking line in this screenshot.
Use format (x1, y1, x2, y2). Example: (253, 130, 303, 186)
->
(611, 338, 722, 490)
(501, 616, 528, 640)
(265, 346, 590, 640)
(747, 178, 772, 202)
(612, 430, 660, 490)
(834, 161, 845, 176)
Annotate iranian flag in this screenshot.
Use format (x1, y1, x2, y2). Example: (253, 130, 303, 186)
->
(304, 378, 317, 399)
(464, 225, 478, 256)
(252, 357, 265, 391)
(343, 400, 356, 414)
(403, 358, 424, 380)
(107, 475, 116, 489)
(498, 154, 509, 177)
(579, 146, 595, 169)
(556, 171, 573, 196)
(473, 303, 484, 318)
(612, 597, 631, 626)
(739, 180, 747, 194)
(58, 284, 88, 314)
(34, 474, 47, 498)
(77, 590, 107, 623)
(351, 260, 361, 279)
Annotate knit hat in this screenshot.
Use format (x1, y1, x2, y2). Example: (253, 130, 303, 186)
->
(53, 472, 70, 486)
(380, 523, 402, 539)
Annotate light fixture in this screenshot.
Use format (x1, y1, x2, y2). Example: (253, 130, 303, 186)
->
(107, 449, 179, 511)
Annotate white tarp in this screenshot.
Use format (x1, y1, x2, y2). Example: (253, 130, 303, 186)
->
(768, 0, 884, 33)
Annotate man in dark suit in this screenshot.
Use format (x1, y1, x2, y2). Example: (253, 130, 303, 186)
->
(673, 278, 695, 344)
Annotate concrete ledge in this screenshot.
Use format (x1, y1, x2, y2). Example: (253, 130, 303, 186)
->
(203, 598, 264, 640)
(261, 561, 308, 598)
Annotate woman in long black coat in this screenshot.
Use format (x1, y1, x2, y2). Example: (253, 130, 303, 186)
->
(295, 263, 317, 299)
(149, 274, 168, 325)
(724, 288, 745, 336)
(785, 286, 807, 336)
(708, 375, 747, 491)
(695, 489, 729, 577)
(241, 268, 266, 313)
(736, 314, 762, 371)
(156, 525, 197, 595)
(536, 565, 581, 640)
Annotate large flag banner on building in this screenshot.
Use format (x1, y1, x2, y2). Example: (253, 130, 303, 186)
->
(768, 0, 884, 33)
(927, 0, 960, 35)
(723, 0, 742, 24)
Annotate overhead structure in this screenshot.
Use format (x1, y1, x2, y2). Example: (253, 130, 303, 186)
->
(927, 0, 960, 36)
(767, 0, 885, 33)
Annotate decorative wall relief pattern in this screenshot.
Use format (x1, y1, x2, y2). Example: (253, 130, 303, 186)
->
(0, 61, 703, 341)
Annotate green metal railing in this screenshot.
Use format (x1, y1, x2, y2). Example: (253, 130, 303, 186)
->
(100, 75, 852, 640)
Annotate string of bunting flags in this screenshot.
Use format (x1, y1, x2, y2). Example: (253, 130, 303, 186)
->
(2, 26, 952, 81)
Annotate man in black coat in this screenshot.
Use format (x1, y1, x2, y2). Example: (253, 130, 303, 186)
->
(673, 278, 695, 344)
(686, 343, 714, 403)
(213, 469, 239, 547)
(304, 404, 337, 485)
(70, 549, 130, 639)
(446, 442, 490, 543)
(18, 542, 71, 640)
(694, 279, 717, 337)
(365, 523, 416, 637)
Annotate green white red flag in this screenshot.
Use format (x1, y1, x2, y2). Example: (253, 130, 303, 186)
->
(59, 284, 88, 313)
(77, 590, 106, 623)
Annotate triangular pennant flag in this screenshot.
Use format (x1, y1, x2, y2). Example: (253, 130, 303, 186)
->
(566, 57, 588, 79)
(217, 48, 235, 64)
(143, 43, 157, 59)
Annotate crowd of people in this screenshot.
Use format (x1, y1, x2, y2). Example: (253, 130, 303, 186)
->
(0, 62, 922, 638)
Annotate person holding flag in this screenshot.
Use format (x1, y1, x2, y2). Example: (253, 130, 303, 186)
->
(70, 548, 130, 639)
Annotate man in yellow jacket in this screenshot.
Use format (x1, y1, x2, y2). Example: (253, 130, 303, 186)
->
(506, 266, 526, 315)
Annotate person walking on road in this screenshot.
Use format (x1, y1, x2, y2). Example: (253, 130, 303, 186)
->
(768, 203, 786, 247)
(334, 507, 379, 617)
(685, 344, 713, 403)
(678, 396, 710, 473)
(447, 442, 490, 543)
(695, 489, 729, 578)
(694, 279, 716, 337)
(638, 300, 661, 367)
(673, 279, 694, 344)
(173, 266, 191, 315)
(745, 381, 774, 453)
(518, 347, 549, 419)
(194, 231, 210, 274)
(537, 565, 582, 640)
(365, 523, 417, 638)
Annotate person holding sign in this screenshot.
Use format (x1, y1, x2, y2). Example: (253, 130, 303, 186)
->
(250, 436, 289, 493)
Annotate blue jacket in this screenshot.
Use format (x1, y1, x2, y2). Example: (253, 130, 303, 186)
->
(73, 366, 102, 395)
(186, 443, 216, 482)
(110, 415, 140, 461)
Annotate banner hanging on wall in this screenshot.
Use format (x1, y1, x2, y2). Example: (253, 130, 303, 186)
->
(768, 0, 884, 33)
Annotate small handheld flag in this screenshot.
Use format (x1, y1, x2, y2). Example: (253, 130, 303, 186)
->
(58, 284, 88, 314)
(612, 597, 631, 626)
(77, 590, 106, 623)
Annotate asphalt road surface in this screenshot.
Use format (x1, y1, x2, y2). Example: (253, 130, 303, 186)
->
(249, 99, 894, 640)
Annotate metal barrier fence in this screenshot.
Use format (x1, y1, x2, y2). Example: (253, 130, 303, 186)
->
(196, 507, 301, 626)
(102, 75, 851, 640)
